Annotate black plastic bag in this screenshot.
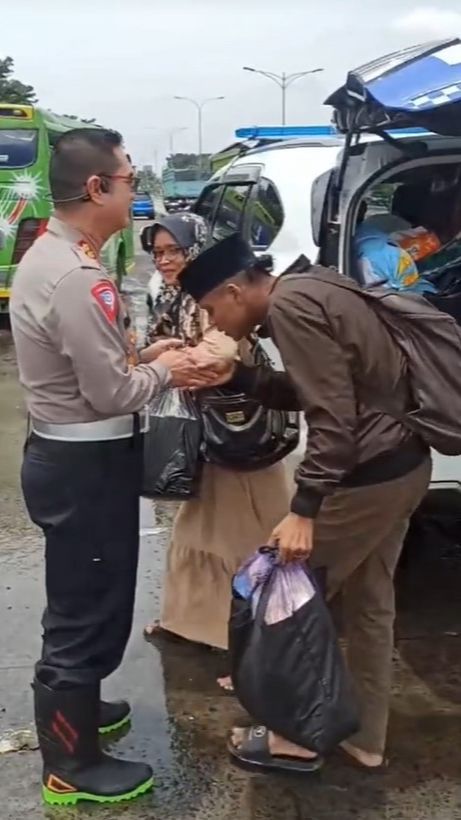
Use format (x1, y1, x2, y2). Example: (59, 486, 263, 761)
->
(229, 550, 360, 755)
(141, 389, 202, 500)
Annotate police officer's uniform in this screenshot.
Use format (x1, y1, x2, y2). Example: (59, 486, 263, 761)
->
(10, 216, 166, 805)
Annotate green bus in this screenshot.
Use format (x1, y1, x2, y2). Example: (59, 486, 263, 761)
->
(0, 104, 134, 313)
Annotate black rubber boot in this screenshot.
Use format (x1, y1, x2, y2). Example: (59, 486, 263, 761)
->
(99, 699, 131, 735)
(33, 679, 153, 806)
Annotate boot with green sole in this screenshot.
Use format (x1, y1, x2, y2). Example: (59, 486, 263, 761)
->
(33, 679, 153, 806)
(99, 699, 131, 735)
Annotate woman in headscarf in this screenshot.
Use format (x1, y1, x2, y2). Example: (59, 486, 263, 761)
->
(141, 213, 291, 689)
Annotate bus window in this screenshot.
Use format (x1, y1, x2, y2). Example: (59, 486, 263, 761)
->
(248, 178, 284, 249)
(0, 130, 38, 168)
(212, 183, 252, 241)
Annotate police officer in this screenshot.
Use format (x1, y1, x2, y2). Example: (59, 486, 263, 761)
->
(10, 128, 217, 807)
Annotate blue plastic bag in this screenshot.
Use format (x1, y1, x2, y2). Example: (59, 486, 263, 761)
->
(229, 549, 359, 755)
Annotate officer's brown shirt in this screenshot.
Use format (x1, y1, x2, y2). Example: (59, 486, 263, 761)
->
(10, 217, 169, 423)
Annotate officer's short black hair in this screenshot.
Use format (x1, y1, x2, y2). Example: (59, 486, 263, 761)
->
(50, 128, 124, 205)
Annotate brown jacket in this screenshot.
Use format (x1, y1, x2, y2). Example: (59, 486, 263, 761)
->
(233, 264, 428, 517)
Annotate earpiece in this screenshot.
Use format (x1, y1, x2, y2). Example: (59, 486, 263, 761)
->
(51, 191, 89, 203)
(51, 176, 110, 204)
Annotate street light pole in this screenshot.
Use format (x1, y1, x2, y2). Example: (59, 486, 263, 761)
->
(167, 126, 188, 157)
(281, 72, 287, 127)
(174, 96, 225, 171)
(197, 105, 203, 162)
(243, 66, 324, 126)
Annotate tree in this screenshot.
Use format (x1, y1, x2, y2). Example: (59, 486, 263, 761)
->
(135, 166, 161, 194)
(0, 56, 37, 104)
(61, 114, 97, 124)
(167, 152, 211, 170)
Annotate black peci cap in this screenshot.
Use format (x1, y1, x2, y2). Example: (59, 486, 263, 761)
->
(179, 233, 257, 301)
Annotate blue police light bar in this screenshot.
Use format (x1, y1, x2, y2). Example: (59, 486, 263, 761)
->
(235, 125, 430, 140)
(235, 126, 338, 139)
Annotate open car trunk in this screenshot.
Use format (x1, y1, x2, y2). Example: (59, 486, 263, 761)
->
(326, 39, 461, 137)
(319, 40, 461, 292)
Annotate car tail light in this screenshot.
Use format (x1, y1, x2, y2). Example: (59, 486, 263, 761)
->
(12, 218, 49, 265)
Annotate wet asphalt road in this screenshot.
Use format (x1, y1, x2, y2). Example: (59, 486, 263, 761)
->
(1, 226, 461, 819)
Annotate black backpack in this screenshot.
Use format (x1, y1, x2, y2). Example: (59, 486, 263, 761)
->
(294, 263, 461, 456)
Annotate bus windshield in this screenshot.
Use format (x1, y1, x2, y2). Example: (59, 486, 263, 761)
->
(0, 129, 38, 168)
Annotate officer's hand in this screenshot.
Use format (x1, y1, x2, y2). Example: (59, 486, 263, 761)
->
(190, 351, 237, 390)
(192, 359, 236, 388)
(155, 349, 219, 388)
(187, 348, 236, 386)
(139, 338, 184, 363)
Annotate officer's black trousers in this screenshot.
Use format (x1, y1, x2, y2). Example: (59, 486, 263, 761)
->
(21, 433, 142, 689)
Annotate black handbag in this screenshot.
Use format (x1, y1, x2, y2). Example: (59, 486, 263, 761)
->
(198, 341, 300, 471)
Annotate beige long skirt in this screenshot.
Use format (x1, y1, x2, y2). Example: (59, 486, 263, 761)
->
(160, 461, 291, 650)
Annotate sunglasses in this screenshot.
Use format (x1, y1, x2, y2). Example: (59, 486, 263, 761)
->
(99, 173, 137, 191)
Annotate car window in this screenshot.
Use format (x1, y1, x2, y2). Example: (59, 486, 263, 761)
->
(135, 192, 150, 200)
(248, 178, 284, 249)
(358, 183, 415, 234)
(366, 184, 395, 216)
(195, 185, 222, 224)
(212, 184, 252, 241)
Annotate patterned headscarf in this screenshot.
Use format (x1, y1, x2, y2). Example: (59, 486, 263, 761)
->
(145, 213, 210, 346)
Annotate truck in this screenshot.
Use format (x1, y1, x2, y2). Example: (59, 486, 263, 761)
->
(162, 166, 210, 213)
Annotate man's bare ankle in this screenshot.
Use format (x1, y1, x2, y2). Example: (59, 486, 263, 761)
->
(341, 740, 384, 767)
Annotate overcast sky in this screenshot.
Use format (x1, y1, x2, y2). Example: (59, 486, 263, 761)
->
(2, 1, 461, 168)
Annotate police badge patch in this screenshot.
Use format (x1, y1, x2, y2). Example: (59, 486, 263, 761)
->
(78, 239, 98, 260)
(91, 281, 118, 323)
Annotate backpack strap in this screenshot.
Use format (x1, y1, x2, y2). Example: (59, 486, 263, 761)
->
(281, 264, 365, 296)
(281, 264, 431, 315)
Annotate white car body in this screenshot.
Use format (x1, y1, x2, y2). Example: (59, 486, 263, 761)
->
(207, 139, 343, 274)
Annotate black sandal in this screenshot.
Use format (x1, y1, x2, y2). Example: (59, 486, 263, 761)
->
(227, 725, 323, 775)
